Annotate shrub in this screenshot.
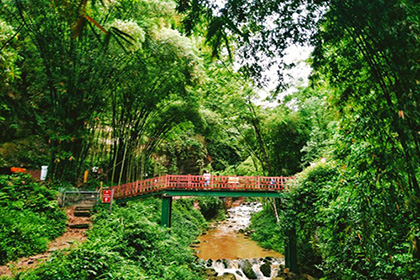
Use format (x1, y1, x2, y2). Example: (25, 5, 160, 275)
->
(0, 174, 66, 264)
(249, 205, 284, 252)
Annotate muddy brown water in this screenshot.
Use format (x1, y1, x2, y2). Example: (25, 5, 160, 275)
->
(197, 223, 283, 260)
(196, 202, 283, 260)
(195, 202, 285, 279)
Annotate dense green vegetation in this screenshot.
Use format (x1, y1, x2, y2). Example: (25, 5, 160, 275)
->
(1, 0, 418, 279)
(0, 174, 66, 265)
(19, 197, 219, 279)
(249, 161, 420, 279)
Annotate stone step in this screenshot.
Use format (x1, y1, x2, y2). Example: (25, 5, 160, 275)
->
(73, 211, 91, 217)
(69, 223, 90, 229)
(83, 197, 97, 201)
(79, 203, 95, 207)
(75, 206, 93, 211)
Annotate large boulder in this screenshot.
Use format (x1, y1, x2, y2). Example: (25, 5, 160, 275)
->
(260, 261, 272, 277)
(239, 259, 257, 279)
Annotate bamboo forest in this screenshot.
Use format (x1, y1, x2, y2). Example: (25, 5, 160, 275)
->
(0, 0, 418, 279)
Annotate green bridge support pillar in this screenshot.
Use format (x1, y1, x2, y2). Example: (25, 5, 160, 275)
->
(285, 226, 297, 273)
(161, 196, 173, 228)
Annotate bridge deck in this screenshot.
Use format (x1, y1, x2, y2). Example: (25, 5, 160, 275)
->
(110, 174, 294, 200)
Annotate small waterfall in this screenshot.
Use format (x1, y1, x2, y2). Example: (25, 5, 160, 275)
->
(204, 257, 286, 279)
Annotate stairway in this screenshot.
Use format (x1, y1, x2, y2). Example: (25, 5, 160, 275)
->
(68, 200, 95, 229)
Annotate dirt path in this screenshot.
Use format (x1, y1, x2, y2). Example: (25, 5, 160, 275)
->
(0, 206, 91, 278)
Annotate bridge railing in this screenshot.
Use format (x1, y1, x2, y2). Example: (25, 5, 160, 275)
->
(166, 175, 291, 191)
(166, 175, 204, 189)
(111, 174, 295, 199)
(111, 175, 167, 199)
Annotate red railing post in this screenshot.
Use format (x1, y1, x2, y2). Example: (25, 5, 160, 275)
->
(281, 176, 284, 190)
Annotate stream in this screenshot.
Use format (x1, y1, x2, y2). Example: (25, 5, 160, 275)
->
(195, 202, 285, 280)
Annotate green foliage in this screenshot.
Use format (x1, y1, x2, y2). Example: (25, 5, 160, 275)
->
(0, 136, 49, 168)
(263, 107, 309, 175)
(249, 205, 283, 252)
(251, 161, 419, 279)
(286, 162, 340, 277)
(172, 199, 207, 245)
(0, 19, 20, 85)
(0, 174, 66, 265)
(229, 156, 260, 176)
(21, 197, 210, 279)
(159, 126, 208, 175)
(315, 172, 420, 279)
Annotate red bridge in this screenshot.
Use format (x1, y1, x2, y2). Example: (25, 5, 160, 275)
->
(110, 174, 295, 200)
(107, 174, 297, 273)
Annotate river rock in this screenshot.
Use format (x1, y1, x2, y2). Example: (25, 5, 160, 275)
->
(236, 270, 243, 277)
(215, 259, 224, 267)
(239, 259, 257, 279)
(278, 264, 285, 271)
(204, 268, 218, 277)
(218, 273, 236, 280)
(277, 269, 287, 278)
(260, 261, 272, 277)
(244, 229, 255, 236)
(222, 259, 230, 268)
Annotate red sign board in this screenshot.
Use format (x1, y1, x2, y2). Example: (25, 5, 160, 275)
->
(102, 189, 112, 203)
